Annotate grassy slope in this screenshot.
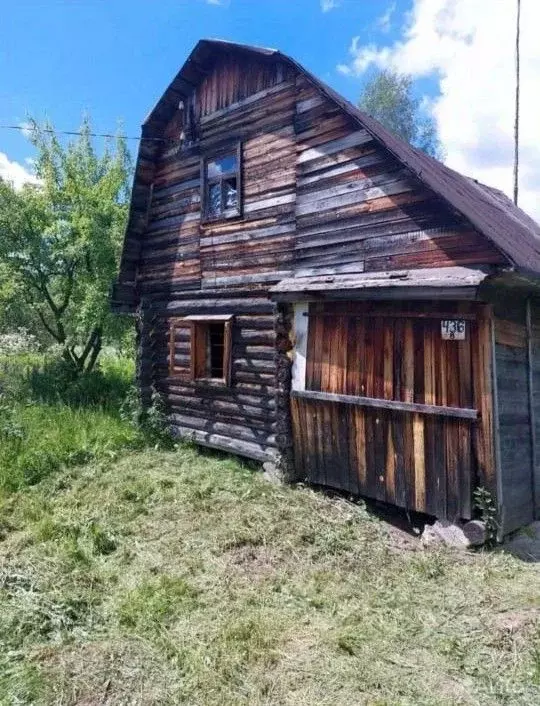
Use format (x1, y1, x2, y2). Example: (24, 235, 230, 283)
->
(1, 445, 539, 706)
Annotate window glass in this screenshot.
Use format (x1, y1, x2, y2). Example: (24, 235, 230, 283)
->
(208, 182, 222, 217)
(223, 178, 238, 210)
(203, 149, 241, 221)
(207, 323, 225, 378)
(207, 155, 237, 179)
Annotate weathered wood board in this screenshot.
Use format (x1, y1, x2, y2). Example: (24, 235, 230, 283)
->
(290, 301, 496, 520)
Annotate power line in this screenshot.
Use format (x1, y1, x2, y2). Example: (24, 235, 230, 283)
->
(0, 124, 171, 143)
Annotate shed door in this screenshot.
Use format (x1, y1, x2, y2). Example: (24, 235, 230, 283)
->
(291, 301, 481, 519)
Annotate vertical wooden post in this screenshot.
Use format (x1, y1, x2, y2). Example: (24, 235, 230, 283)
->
(490, 316, 504, 538)
(526, 298, 538, 518)
(472, 305, 497, 495)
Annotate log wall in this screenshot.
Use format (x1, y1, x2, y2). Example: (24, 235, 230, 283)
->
(198, 80, 297, 288)
(143, 288, 279, 461)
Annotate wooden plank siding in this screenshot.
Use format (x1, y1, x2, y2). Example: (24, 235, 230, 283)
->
(199, 81, 297, 287)
(494, 300, 536, 533)
(293, 76, 506, 278)
(293, 301, 486, 519)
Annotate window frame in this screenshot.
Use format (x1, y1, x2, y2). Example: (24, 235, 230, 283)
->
(172, 314, 233, 386)
(200, 143, 242, 223)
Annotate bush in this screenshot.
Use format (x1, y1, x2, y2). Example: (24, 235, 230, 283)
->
(0, 353, 142, 492)
(0, 328, 40, 355)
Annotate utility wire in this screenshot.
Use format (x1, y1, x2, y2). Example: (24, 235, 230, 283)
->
(0, 124, 170, 143)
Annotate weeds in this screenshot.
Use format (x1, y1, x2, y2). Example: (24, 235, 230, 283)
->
(474, 486, 499, 544)
(0, 353, 173, 491)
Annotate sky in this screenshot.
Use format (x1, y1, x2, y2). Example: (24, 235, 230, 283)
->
(1, 0, 537, 220)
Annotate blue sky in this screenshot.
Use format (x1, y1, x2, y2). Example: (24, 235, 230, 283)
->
(0, 0, 412, 167)
(2, 1, 537, 222)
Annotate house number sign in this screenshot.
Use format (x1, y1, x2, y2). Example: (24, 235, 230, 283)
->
(441, 319, 466, 340)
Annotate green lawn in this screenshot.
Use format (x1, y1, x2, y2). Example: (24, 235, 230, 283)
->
(1, 444, 539, 705)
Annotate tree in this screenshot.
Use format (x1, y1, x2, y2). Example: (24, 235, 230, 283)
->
(358, 69, 443, 159)
(0, 117, 132, 373)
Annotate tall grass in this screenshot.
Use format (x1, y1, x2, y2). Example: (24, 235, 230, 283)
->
(0, 353, 143, 492)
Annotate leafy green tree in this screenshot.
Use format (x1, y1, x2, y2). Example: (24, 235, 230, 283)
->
(359, 69, 443, 159)
(0, 118, 132, 372)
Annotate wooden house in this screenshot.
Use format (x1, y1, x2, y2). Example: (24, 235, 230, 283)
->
(113, 39, 540, 536)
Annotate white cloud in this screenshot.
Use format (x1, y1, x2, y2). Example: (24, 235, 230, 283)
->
(0, 152, 39, 189)
(337, 0, 540, 222)
(321, 0, 340, 12)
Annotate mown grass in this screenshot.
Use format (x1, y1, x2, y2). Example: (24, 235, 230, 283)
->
(0, 445, 539, 705)
(1, 353, 539, 704)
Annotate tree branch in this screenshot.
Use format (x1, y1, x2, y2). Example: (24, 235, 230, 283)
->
(34, 307, 62, 343)
(57, 263, 75, 316)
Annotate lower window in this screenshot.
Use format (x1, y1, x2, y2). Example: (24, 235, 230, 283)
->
(186, 315, 233, 385)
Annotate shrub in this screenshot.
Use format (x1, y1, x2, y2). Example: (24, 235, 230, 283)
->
(0, 353, 142, 491)
(0, 328, 40, 355)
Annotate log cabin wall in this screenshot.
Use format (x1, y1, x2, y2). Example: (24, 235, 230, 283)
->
(148, 288, 279, 461)
(493, 295, 540, 533)
(197, 67, 297, 288)
(136, 55, 297, 463)
(293, 76, 507, 277)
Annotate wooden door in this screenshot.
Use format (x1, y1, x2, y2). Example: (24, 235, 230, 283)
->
(291, 301, 492, 520)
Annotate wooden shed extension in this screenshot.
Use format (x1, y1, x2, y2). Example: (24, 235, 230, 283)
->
(113, 39, 540, 536)
(271, 268, 540, 534)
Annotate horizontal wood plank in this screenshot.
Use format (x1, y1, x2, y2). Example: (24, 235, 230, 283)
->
(292, 390, 478, 420)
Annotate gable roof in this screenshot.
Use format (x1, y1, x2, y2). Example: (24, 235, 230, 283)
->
(117, 38, 540, 294)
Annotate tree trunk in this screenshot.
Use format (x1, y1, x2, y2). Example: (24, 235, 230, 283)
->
(61, 326, 103, 375)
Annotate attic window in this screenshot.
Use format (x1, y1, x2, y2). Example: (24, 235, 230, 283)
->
(201, 145, 242, 222)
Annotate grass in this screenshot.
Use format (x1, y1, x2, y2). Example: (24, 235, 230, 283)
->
(0, 353, 144, 491)
(0, 352, 539, 704)
(0, 446, 539, 705)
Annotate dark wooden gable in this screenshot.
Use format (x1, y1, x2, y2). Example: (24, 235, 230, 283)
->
(114, 40, 540, 314)
(134, 47, 299, 296)
(292, 75, 507, 278)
